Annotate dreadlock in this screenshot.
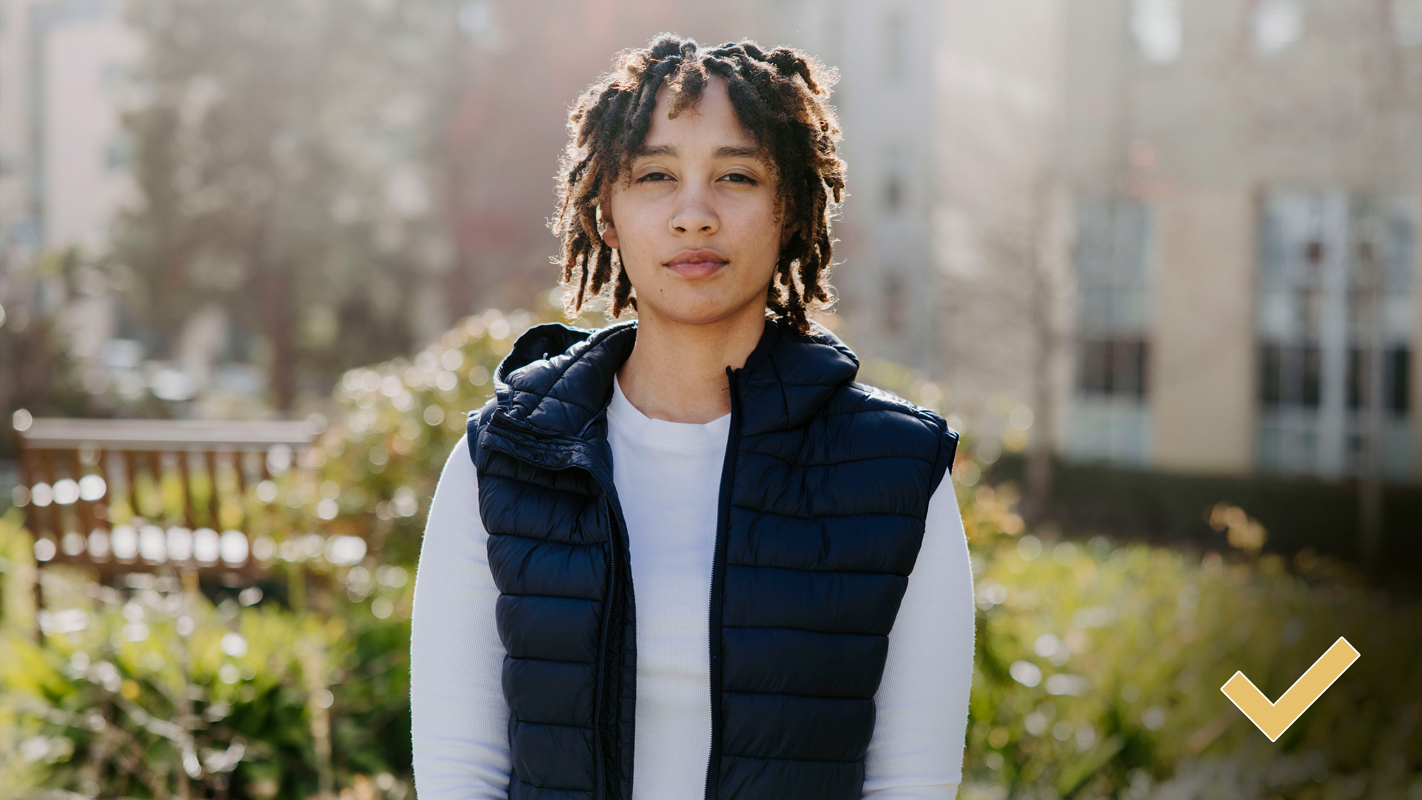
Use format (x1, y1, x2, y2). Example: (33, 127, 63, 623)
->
(550, 33, 846, 335)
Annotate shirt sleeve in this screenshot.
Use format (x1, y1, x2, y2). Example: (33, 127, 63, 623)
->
(410, 432, 512, 799)
(861, 473, 974, 799)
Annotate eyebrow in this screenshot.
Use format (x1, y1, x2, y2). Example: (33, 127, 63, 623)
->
(633, 144, 763, 160)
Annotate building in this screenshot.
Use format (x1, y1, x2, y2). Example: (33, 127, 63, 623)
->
(0, 0, 146, 403)
(0, 0, 138, 274)
(777, 1, 944, 378)
(1059, 0, 1422, 483)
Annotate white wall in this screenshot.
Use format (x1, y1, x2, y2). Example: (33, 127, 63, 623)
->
(42, 8, 139, 253)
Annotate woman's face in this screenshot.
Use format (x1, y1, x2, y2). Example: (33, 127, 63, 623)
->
(601, 75, 791, 327)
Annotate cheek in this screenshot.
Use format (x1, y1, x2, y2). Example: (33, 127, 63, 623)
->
(612, 197, 661, 253)
(740, 202, 785, 257)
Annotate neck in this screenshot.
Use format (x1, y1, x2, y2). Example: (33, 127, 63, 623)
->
(616, 303, 766, 424)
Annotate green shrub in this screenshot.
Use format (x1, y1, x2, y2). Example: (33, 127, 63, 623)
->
(0, 306, 550, 800)
(957, 482, 1422, 799)
(0, 517, 415, 799)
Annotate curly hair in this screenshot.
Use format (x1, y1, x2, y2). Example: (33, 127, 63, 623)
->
(550, 33, 847, 335)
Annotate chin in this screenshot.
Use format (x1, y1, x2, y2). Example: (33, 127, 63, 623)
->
(641, 290, 751, 327)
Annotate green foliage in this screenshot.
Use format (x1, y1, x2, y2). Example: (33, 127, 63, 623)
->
(957, 482, 1422, 799)
(302, 304, 612, 569)
(305, 308, 535, 569)
(0, 305, 565, 799)
(0, 518, 414, 799)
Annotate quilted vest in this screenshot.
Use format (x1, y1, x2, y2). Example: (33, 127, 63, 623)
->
(466, 316, 958, 800)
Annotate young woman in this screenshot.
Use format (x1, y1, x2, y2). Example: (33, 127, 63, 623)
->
(411, 35, 975, 800)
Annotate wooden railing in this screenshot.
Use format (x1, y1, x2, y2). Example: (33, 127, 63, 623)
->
(12, 416, 321, 586)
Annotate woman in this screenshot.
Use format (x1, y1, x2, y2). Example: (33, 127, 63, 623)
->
(411, 34, 975, 800)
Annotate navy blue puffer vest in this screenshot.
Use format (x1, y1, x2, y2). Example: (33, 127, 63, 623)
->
(466, 317, 958, 800)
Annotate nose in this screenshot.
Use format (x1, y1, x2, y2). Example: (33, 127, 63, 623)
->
(669, 187, 718, 236)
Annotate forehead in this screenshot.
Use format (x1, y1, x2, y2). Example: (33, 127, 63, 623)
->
(640, 74, 758, 151)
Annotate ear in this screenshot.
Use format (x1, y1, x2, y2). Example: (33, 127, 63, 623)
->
(599, 208, 620, 250)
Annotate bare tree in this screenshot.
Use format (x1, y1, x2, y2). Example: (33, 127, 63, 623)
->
(1355, 4, 1416, 570)
(111, 0, 462, 412)
(935, 0, 1068, 522)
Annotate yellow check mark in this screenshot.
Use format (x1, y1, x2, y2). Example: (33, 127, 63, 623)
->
(1220, 636, 1359, 741)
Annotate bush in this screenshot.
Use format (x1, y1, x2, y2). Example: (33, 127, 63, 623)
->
(0, 509, 414, 799)
(0, 306, 549, 800)
(957, 482, 1422, 799)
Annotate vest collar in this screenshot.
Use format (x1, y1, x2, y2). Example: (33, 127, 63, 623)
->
(492, 315, 860, 438)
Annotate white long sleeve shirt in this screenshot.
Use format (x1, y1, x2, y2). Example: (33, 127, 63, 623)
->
(411, 376, 975, 799)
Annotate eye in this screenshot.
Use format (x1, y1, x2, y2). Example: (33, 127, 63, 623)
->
(636, 171, 672, 183)
(721, 173, 757, 185)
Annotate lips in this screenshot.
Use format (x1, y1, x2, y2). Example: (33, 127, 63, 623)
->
(664, 249, 728, 278)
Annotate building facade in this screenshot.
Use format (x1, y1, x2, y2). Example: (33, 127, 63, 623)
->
(13, 0, 1415, 486)
(1060, 0, 1422, 482)
(0, 0, 140, 402)
(0, 0, 137, 265)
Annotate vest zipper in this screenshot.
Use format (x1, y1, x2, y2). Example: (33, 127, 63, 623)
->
(704, 366, 740, 800)
(582, 402, 616, 800)
(595, 492, 615, 800)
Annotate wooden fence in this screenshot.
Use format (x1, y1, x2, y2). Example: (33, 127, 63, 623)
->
(12, 417, 320, 593)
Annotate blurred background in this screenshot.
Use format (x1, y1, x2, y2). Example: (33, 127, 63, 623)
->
(0, 1, 1419, 798)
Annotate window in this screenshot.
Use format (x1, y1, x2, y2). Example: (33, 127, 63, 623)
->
(1132, 0, 1182, 63)
(1073, 196, 1154, 390)
(1078, 338, 1149, 400)
(1069, 196, 1155, 465)
(1346, 347, 1409, 413)
(1258, 342, 1321, 408)
(1252, 0, 1302, 56)
(1255, 190, 1415, 479)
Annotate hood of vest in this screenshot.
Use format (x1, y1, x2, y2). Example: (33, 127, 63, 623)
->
(490, 316, 862, 437)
